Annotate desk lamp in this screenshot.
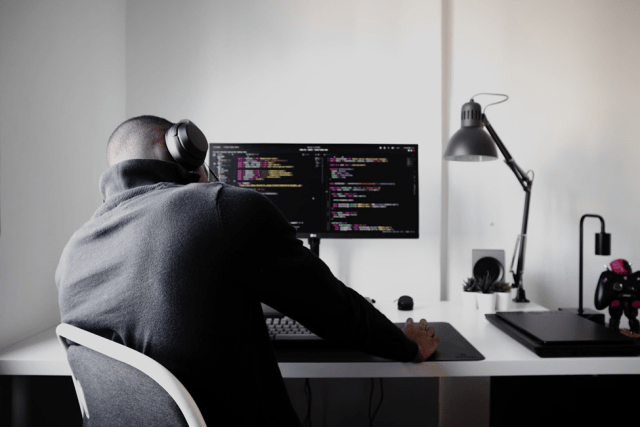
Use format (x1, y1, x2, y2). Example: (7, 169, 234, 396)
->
(443, 94, 532, 302)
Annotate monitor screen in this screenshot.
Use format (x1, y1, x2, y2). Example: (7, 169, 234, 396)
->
(208, 143, 419, 239)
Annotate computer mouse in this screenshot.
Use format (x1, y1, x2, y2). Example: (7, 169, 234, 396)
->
(398, 295, 413, 311)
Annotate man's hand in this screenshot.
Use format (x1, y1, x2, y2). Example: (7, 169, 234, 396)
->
(620, 328, 640, 338)
(404, 318, 439, 361)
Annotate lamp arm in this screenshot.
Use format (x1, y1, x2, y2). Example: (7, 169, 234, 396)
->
(482, 114, 532, 192)
(511, 189, 532, 302)
(482, 113, 533, 302)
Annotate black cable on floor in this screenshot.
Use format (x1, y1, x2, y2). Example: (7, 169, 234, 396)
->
(302, 378, 313, 427)
(368, 378, 384, 426)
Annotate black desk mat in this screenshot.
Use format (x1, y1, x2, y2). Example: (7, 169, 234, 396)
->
(273, 322, 484, 362)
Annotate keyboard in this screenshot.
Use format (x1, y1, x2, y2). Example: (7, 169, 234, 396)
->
(266, 316, 321, 341)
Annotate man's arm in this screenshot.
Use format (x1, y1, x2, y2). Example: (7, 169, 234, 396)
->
(218, 185, 421, 362)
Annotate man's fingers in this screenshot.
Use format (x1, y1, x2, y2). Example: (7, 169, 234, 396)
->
(404, 319, 414, 337)
(404, 319, 440, 361)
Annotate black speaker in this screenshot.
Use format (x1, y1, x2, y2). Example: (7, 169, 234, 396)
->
(472, 249, 505, 283)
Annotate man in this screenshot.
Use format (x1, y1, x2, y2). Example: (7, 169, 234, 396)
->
(56, 115, 439, 426)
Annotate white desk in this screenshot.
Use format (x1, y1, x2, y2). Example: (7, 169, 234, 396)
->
(1, 299, 639, 427)
(1, 299, 639, 377)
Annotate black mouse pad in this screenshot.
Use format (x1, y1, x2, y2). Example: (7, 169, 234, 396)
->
(273, 322, 484, 362)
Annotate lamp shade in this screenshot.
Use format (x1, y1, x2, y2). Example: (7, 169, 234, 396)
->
(595, 232, 611, 256)
(443, 101, 499, 162)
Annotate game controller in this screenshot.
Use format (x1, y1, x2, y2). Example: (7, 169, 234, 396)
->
(594, 259, 640, 334)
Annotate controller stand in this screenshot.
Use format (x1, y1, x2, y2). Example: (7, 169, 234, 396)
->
(558, 214, 609, 328)
(557, 307, 605, 326)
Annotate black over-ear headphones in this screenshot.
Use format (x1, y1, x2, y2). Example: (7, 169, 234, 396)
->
(164, 119, 208, 171)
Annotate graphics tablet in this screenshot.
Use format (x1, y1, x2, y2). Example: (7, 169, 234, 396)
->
(486, 311, 640, 357)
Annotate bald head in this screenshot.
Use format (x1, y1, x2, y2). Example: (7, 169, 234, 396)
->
(107, 115, 175, 167)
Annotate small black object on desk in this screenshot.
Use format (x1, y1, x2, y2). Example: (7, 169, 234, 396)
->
(397, 295, 413, 310)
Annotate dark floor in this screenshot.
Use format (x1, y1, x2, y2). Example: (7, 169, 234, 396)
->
(1, 376, 82, 427)
(490, 375, 638, 426)
(1, 374, 637, 426)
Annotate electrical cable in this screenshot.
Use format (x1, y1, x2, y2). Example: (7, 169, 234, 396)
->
(470, 92, 509, 115)
(302, 378, 313, 427)
(202, 161, 219, 182)
(300, 377, 385, 426)
(368, 378, 384, 426)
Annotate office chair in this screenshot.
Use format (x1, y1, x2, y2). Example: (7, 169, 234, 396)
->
(56, 323, 207, 426)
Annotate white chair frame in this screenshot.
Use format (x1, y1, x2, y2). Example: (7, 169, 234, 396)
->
(56, 323, 207, 427)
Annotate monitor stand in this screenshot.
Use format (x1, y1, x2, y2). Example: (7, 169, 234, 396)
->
(308, 237, 320, 257)
(307, 236, 377, 306)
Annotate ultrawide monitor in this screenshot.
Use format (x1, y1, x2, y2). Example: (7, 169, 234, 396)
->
(208, 143, 419, 239)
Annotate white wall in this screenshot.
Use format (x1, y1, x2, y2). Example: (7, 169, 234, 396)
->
(126, 0, 443, 304)
(127, 3, 444, 424)
(3, 1, 637, 424)
(446, 0, 640, 328)
(1, 0, 639, 351)
(0, 0, 126, 349)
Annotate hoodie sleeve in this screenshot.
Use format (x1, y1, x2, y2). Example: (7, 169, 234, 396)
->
(218, 185, 420, 362)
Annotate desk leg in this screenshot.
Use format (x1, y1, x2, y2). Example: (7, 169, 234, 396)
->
(0, 376, 10, 426)
(438, 377, 490, 427)
(11, 376, 29, 427)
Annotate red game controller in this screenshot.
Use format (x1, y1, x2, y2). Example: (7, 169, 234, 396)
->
(594, 259, 640, 334)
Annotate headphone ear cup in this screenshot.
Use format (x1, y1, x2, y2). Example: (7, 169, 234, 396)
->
(165, 120, 208, 171)
(165, 120, 185, 166)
